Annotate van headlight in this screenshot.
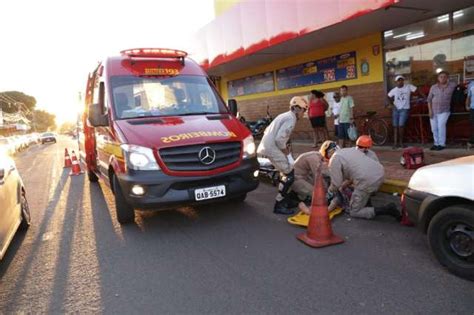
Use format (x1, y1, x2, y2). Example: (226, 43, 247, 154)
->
(242, 135, 256, 159)
(121, 144, 160, 171)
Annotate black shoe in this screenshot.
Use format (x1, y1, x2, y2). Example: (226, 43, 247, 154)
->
(436, 146, 445, 151)
(374, 203, 401, 221)
(286, 191, 301, 208)
(430, 145, 438, 151)
(366, 198, 373, 207)
(273, 200, 295, 215)
(286, 198, 300, 209)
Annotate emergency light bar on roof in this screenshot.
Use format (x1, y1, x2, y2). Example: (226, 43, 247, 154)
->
(121, 48, 188, 60)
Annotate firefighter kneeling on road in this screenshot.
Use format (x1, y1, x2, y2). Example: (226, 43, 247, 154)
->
(318, 138, 401, 220)
(292, 150, 328, 205)
(257, 96, 309, 215)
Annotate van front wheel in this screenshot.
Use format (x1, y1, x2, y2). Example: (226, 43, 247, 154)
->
(112, 175, 135, 224)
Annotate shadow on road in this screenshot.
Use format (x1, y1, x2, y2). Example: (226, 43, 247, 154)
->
(0, 229, 28, 279)
(46, 175, 84, 313)
(0, 169, 70, 313)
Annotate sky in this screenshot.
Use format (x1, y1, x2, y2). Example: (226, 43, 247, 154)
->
(0, 0, 215, 125)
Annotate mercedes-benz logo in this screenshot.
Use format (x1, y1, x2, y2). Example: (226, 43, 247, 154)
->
(198, 147, 216, 165)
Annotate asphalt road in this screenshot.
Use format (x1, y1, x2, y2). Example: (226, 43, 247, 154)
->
(0, 137, 472, 314)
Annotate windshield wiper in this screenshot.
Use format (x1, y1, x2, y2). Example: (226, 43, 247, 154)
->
(179, 112, 225, 116)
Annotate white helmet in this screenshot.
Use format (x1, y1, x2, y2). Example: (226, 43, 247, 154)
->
(289, 96, 308, 110)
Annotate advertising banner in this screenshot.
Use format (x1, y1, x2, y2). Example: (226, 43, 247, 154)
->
(228, 72, 275, 97)
(276, 51, 357, 90)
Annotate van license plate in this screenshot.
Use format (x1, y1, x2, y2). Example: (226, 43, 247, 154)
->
(195, 185, 226, 201)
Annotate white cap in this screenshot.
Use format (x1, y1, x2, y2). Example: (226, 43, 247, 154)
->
(395, 75, 405, 81)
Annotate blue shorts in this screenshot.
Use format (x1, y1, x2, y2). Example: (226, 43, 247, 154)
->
(337, 123, 350, 140)
(392, 108, 409, 127)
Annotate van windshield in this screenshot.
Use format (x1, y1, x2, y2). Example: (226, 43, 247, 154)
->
(110, 75, 227, 119)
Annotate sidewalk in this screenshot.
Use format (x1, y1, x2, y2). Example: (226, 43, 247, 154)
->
(290, 141, 473, 193)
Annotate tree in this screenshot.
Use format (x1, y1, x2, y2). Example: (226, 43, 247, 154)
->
(0, 91, 36, 113)
(59, 121, 76, 134)
(33, 110, 56, 132)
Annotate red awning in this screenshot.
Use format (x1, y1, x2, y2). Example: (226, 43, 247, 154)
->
(190, 0, 397, 70)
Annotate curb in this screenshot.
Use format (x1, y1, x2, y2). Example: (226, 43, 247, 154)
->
(379, 179, 408, 195)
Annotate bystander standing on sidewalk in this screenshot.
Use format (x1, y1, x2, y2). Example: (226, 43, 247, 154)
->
(466, 80, 474, 150)
(308, 90, 329, 147)
(427, 71, 456, 151)
(337, 85, 355, 148)
(387, 75, 417, 149)
(331, 92, 342, 140)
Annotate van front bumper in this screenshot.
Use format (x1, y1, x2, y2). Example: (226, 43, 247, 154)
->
(116, 158, 260, 210)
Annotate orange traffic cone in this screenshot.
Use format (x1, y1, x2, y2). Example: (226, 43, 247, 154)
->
(297, 169, 344, 248)
(64, 148, 72, 168)
(69, 150, 83, 176)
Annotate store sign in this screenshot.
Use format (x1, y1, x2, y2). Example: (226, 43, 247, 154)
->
(276, 51, 357, 90)
(228, 72, 275, 97)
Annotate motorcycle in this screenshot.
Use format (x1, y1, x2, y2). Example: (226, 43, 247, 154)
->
(238, 105, 273, 139)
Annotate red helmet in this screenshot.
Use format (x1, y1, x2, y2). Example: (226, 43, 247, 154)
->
(356, 135, 373, 148)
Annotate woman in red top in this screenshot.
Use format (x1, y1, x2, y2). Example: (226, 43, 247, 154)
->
(308, 90, 329, 147)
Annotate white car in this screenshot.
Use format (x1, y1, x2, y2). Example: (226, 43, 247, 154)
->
(0, 138, 15, 156)
(403, 156, 474, 281)
(0, 154, 31, 260)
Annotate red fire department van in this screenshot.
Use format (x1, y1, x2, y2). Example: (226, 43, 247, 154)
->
(79, 48, 259, 224)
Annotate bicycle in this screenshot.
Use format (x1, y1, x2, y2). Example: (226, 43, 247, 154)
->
(354, 111, 389, 146)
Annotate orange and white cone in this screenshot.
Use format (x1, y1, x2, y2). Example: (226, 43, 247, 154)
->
(69, 150, 83, 176)
(297, 168, 345, 248)
(64, 148, 72, 168)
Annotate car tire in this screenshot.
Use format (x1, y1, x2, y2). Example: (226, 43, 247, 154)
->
(427, 205, 474, 281)
(87, 170, 99, 183)
(19, 193, 31, 230)
(112, 175, 135, 224)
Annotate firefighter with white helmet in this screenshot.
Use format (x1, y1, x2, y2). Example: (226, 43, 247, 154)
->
(257, 96, 309, 214)
(319, 139, 401, 220)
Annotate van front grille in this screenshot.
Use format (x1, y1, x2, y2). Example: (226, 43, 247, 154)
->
(159, 142, 241, 171)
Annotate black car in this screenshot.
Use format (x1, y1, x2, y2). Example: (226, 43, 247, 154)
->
(40, 132, 57, 144)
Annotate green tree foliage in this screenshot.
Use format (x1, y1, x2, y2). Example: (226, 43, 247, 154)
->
(59, 121, 76, 134)
(0, 91, 37, 113)
(33, 109, 56, 132)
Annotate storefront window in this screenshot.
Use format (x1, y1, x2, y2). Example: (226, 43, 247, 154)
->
(384, 7, 474, 142)
(385, 6, 474, 96)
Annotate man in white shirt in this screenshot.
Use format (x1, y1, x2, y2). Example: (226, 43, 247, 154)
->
(387, 75, 417, 149)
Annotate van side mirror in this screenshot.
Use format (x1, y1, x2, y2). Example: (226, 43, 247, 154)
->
(228, 99, 238, 116)
(88, 103, 109, 127)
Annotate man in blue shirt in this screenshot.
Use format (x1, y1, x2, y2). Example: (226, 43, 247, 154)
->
(466, 80, 474, 149)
